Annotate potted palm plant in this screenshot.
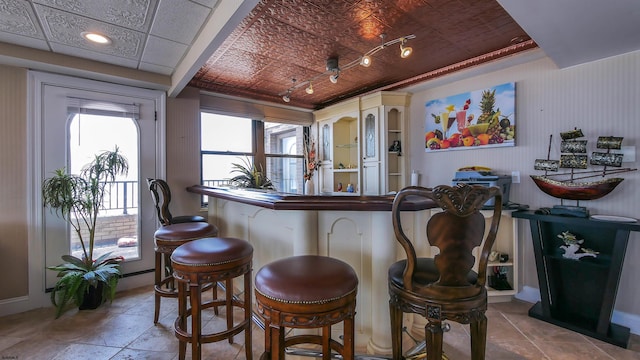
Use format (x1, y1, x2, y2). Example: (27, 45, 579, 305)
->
(42, 147, 129, 318)
(229, 156, 276, 190)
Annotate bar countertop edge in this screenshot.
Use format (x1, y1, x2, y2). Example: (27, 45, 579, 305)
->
(187, 185, 437, 211)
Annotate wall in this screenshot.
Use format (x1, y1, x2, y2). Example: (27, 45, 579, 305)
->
(406, 50, 640, 320)
(165, 87, 207, 219)
(0, 65, 28, 300)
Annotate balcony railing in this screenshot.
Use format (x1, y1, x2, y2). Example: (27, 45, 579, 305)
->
(103, 180, 138, 214)
(101, 179, 232, 214)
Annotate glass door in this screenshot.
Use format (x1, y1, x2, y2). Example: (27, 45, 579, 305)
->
(41, 82, 159, 289)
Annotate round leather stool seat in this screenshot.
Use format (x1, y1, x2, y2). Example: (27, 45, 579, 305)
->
(255, 255, 358, 360)
(172, 237, 253, 360)
(152, 221, 218, 324)
(154, 222, 218, 249)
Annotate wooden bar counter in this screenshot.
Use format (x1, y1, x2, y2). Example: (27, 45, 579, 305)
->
(187, 185, 437, 354)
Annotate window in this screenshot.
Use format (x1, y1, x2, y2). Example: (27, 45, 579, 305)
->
(264, 122, 304, 194)
(201, 113, 253, 188)
(200, 112, 305, 196)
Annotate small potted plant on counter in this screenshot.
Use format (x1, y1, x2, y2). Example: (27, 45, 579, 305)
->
(42, 147, 128, 318)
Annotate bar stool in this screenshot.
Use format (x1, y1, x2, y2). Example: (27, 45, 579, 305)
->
(153, 222, 218, 323)
(171, 237, 254, 360)
(254, 255, 358, 360)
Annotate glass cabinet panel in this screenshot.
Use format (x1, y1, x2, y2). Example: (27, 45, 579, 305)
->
(365, 114, 376, 158)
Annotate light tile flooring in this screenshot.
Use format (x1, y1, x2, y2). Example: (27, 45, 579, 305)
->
(0, 286, 638, 359)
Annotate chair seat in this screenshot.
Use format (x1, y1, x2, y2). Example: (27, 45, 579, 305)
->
(389, 258, 478, 288)
(171, 237, 253, 269)
(255, 255, 358, 305)
(172, 215, 207, 224)
(154, 222, 218, 248)
(254, 255, 358, 360)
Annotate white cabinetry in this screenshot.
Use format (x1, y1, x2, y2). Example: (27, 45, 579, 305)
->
(315, 99, 360, 195)
(360, 92, 411, 195)
(314, 92, 410, 195)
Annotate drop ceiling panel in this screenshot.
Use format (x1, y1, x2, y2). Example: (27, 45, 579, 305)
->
(36, 5, 146, 60)
(33, 0, 157, 32)
(0, 0, 46, 41)
(141, 35, 188, 68)
(150, 0, 211, 44)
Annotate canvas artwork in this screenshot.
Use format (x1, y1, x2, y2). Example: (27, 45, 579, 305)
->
(425, 82, 516, 152)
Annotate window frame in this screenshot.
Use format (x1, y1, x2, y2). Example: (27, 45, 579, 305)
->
(199, 111, 307, 202)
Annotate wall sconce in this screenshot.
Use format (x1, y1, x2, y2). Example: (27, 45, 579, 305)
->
(278, 34, 415, 102)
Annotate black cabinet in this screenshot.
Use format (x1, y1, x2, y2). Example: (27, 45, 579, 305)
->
(513, 211, 640, 348)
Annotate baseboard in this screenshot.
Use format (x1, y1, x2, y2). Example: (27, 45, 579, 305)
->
(515, 286, 640, 336)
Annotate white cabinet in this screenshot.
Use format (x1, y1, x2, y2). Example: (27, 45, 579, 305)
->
(314, 92, 410, 195)
(360, 92, 411, 195)
(315, 99, 360, 195)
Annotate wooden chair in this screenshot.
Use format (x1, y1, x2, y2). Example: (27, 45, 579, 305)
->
(147, 178, 206, 226)
(389, 184, 502, 360)
(147, 178, 213, 323)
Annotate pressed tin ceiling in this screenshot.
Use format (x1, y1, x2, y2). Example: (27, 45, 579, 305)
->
(2, 1, 638, 111)
(188, 0, 535, 109)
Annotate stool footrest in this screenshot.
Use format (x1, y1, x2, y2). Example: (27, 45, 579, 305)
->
(174, 317, 251, 345)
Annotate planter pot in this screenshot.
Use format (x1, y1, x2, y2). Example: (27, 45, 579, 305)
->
(305, 179, 314, 195)
(79, 283, 104, 310)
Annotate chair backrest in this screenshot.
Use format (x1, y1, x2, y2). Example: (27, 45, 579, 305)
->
(392, 184, 502, 299)
(147, 178, 174, 226)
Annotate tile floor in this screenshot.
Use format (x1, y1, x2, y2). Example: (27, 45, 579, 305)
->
(0, 286, 638, 359)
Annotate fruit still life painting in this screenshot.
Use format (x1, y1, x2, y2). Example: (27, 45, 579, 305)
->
(425, 82, 515, 152)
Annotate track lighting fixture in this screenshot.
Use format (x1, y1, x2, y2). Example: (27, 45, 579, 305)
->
(305, 82, 314, 94)
(360, 55, 372, 67)
(278, 34, 415, 102)
(400, 38, 413, 58)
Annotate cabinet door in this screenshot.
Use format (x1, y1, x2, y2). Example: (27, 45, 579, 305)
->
(363, 111, 379, 162)
(362, 162, 380, 195)
(318, 121, 333, 193)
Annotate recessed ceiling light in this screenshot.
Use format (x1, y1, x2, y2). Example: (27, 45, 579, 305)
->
(82, 32, 112, 45)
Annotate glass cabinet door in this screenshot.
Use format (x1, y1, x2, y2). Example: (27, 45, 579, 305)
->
(365, 113, 376, 159)
(322, 123, 330, 161)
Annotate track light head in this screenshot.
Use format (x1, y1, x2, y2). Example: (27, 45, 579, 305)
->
(305, 82, 314, 94)
(282, 94, 290, 102)
(329, 72, 339, 84)
(400, 38, 413, 58)
(360, 55, 372, 67)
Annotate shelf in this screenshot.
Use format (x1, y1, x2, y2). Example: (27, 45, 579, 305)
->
(335, 143, 358, 148)
(334, 169, 358, 173)
(388, 130, 401, 133)
(488, 261, 513, 267)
